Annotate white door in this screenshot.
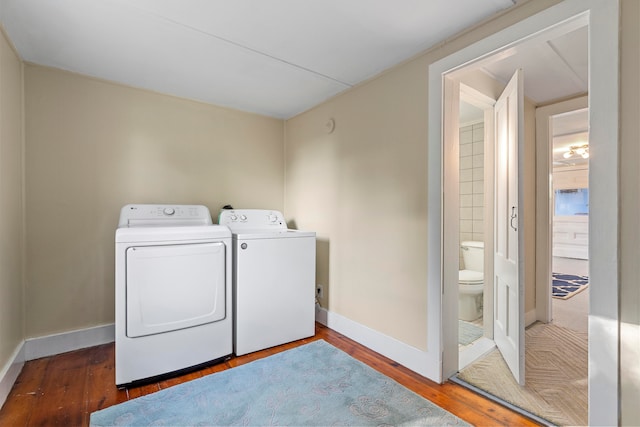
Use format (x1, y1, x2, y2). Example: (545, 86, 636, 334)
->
(493, 69, 525, 385)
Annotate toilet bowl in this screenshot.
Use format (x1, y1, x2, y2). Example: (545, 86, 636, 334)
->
(459, 241, 484, 321)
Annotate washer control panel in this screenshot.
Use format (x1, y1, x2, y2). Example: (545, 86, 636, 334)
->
(219, 209, 286, 230)
(118, 204, 213, 227)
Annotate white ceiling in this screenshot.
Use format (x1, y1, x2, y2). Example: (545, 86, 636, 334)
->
(0, 0, 518, 119)
(460, 24, 588, 125)
(481, 25, 588, 105)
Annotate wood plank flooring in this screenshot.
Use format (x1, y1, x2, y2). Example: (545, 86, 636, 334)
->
(0, 323, 540, 426)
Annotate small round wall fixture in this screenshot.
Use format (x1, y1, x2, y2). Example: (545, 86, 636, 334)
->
(325, 118, 335, 134)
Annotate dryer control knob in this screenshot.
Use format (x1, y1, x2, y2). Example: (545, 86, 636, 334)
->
(269, 214, 277, 222)
(240, 214, 247, 221)
(163, 207, 175, 216)
(230, 214, 238, 221)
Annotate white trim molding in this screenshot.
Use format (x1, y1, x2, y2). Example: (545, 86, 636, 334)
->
(315, 307, 439, 381)
(24, 323, 115, 361)
(525, 309, 537, 328)
(0, 342, 25, 410)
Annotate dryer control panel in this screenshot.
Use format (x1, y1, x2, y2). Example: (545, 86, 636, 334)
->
(219, 209, 286, 230)
(119, 204, 213, 227)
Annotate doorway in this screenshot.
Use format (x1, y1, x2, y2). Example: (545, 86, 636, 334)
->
(549, 107, 590, 334)
(450, 26, 586, 425)
(457, 89, 496, 371)
(455, 98, 591, 425)
(427, 1, 620, 425)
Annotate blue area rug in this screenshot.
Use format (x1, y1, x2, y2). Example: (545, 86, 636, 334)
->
(552, 272, 589, 299)
(91, 340, 469, 426)
(459, 320, 483, 346)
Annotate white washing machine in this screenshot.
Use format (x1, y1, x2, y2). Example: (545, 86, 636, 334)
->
(115, 204, 232, 386)
(219, 209, 316, 356)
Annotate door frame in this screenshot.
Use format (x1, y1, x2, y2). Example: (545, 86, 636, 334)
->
(460, 84, 496, 341)
(442, 81, 497, 377)
(427, 1, 619, 425)
(535, 95, 589, 323)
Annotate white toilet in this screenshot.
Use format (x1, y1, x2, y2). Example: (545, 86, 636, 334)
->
(459, 241, 484, 321)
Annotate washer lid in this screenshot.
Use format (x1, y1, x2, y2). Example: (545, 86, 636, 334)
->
(220, 209, 315, 239)
(459, 269, 484, 283)
(116, 224, 231, 243)
(232, 229, 316, 240)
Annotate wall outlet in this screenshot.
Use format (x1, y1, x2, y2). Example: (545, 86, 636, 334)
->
(316, 284, 324, 299)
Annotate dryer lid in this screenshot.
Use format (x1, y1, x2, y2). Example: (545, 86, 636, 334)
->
(116, 224, 230, 243)
(118, 204, 212, 228)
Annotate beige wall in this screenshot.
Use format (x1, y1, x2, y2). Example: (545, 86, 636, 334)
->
(0, 30, 24, 371)
(620, 0, 640, 424)
(24, 65, 284, 337)
(285, 56, 430, 349)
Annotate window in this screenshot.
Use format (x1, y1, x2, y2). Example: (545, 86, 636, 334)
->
(554, 188, 589, 216)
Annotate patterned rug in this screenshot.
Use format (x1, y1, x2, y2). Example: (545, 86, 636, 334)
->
(90, 340, 469, 426)
(552, 272, 589, 299)
(457, 322, 588, 426)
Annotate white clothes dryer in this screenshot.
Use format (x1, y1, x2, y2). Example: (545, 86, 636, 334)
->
(219, 209, 316, 356)
(115, 204, 232, 386)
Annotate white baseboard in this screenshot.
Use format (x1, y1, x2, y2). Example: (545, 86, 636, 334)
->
(1, 324, 115, 409)
(315, 303, 328, 324)
(24, 323, 115, 361)
(525, 309, 537, 327)
(315, 306, 439, 381)
(0, 341, 25, 410)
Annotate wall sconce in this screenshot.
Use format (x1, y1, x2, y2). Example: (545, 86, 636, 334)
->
(563, 144, 589, 159)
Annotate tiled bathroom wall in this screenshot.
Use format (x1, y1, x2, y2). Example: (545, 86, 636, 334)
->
(459, 122, 484, 268)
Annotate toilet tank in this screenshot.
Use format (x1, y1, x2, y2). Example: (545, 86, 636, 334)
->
(461, 241, 484, 272)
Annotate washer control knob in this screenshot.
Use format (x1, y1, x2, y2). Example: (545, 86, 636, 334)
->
(240, 214, 247, 221)
(163, 207, 175, 216)
(230, 214, 238, 221)
(269, 214, 278, 222)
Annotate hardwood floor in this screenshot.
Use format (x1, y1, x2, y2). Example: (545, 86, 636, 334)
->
(0, 323, 540, 426)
